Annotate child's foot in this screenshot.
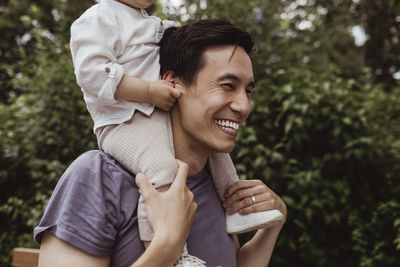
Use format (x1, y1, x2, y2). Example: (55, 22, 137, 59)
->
(225, 209, 284, 234)
(173, 244, 206, 267)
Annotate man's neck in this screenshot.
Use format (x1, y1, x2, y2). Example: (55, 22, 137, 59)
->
(174, 143, 208, 175)
(171, 111, 209, 175)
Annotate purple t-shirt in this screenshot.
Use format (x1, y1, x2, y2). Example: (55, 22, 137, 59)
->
(34, 150, 236, 267)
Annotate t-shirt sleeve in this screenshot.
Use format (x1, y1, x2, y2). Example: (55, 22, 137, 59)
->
(34, 150, 138, 257)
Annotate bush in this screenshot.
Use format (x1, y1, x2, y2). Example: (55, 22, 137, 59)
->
(0, 2, 399, 266)
(232, 67, 400, 267)
(0, 30, 96, 265)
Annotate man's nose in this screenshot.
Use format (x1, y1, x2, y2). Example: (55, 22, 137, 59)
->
(230, 89, 250, 118)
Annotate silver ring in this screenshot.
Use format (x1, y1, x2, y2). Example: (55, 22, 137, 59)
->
(251, 195, 256, 205)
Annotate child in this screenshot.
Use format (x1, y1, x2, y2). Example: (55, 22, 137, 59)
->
(70, 0, 283, 265)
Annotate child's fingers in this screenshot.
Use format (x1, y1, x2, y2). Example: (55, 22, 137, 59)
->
(168, 96, 178, 102)
(170, 87, 183, 98)
(136, 173, 157, 200)
(174, 81, 186, 91)
(164, 80, 175, 87)
(162, 101, 174, 111)
(159, 106, 168, 111)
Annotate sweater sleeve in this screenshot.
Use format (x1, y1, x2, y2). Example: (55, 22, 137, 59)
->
(70, 9, 124, 105)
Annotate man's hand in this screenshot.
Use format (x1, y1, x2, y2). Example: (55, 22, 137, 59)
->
(148, 80, 183, 111)
(223, 180, 286, 220)
(229, 180, 287, 267)
(135, 160, 197, 256)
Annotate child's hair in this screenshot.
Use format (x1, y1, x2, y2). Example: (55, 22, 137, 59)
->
(159, 18, 254, 87)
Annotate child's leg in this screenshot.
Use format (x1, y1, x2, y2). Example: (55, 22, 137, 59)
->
(97, 109, 177, 241)
(208, 153, 284, 234)
(208, 153, 239, 200)
(98, 110, 206, 266)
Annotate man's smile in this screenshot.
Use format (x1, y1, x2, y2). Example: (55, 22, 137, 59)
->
(214, 119, 240, 135)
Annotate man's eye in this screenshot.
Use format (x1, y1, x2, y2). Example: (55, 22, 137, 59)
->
(246, 89, 253, 95)
(222, 84, 235, 89)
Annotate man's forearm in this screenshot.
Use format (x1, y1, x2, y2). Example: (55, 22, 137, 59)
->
(131, 233, 179, 267)
(236, 223, 283, 267)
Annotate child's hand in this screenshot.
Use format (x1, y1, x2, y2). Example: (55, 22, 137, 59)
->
(148, 80, 183, 111)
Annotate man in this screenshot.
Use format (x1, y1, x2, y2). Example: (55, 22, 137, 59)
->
(34, 19, 286, 266)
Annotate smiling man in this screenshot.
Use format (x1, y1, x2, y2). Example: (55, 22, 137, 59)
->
(34, 19, 286, 267)
(159, 20, 287, 266)
(166, 45, 253, 172)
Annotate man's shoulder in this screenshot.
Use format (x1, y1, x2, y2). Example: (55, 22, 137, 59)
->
(34, 151, 140, 255)
(74, 149, 114, 165)
(65, 150, 136, 187)
(71, 150, 117, 169)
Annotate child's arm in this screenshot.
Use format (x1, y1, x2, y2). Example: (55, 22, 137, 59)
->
(70, 13, 182, 111)
(115, 75, 183, 111)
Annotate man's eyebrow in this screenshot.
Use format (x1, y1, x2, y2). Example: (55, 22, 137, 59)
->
(217, 73, 255, 89)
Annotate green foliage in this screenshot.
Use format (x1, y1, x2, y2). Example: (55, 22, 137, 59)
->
(1, 0, 399, 266)
(0, 26, 96, 264)
(0, 0, 94, 102)
(232, 67, 400, 266)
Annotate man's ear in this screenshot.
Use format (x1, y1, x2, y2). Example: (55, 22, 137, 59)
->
(162, 70, 176, 83)
(162, 71, 186, 93)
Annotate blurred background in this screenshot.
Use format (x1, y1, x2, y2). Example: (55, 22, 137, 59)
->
(0, 0, 399, 266)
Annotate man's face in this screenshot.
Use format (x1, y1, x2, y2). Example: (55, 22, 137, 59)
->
(173, 45, 254, 155)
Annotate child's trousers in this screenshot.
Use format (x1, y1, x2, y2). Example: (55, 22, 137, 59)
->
(96, 108, 238, 241)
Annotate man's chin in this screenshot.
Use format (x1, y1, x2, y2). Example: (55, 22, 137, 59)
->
(213, 144, 235, 154)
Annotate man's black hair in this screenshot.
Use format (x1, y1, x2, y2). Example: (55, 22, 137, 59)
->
(159, 18, 254, 86)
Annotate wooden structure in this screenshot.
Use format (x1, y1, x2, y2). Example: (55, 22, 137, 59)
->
(12, 248, 39, 267)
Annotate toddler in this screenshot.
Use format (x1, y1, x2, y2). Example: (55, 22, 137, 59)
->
(70, 0, 283, 266)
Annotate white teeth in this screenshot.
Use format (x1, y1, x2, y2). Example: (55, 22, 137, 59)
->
(214, 119, 239, 131)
